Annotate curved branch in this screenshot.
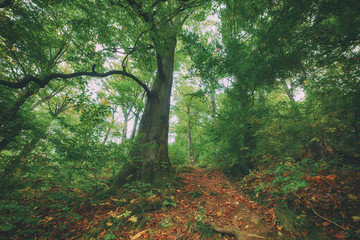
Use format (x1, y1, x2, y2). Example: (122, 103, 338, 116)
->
(0, 0, 13, 8)
(311, 205, 348, 232)
(0, 70, 151, 97)
(122, 28, 153, 70)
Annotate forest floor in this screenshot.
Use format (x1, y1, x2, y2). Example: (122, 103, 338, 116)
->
(127, 166, 286, 240)
(73, 167, 288, 240)
(4, 166, 359, 239)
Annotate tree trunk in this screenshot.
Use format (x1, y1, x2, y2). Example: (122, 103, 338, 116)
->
(3, 99, 69, 175)
(107, 31, 177, 192)
(281, 79, 295, 102)
(4, 138, 39, 176)
(186, 105, 193, 165)
(121, 110, 129, 143)
(209, 90, 216, 117)
(134, 36, 176, 185)
(103, 121, 114, 144)
(130, 93, 144, 140)
(0, 85, 39, 152)
(130, 113, 139, 140)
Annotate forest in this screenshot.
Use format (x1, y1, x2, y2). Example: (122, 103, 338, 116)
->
(0, 0, 359, 239)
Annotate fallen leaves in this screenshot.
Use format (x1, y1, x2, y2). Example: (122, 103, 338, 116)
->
(99, 229, 107, 238)
(39, 216, 54, 223)
(128, 215, 138, 223)
(130, 229, 149, 239)
(11, 167, 358, 240)
(348, 194, 357, 200)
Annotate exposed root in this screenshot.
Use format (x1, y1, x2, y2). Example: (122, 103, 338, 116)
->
(246, 233, 266, 239)
(208, 221, 265, 240)
(208, 221, 245, 239)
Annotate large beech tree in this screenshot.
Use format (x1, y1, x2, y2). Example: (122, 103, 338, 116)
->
(105, 0, 209, 190)
(0, 0, 208, 190)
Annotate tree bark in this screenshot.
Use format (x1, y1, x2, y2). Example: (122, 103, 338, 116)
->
(3, 98, 69, 175)
(130, 113, 139, 140)
(130, 93, 145, 140)
(103, 122, 114, 144)
(121, 110, 129, 143)
(209, 90, 216, 117)
(0, 85, 39, 152)
(186, 105, 193, 164)
(107, 28, 177, 192)
(281, 79, 295, 102)
(134, 34, 177, 185)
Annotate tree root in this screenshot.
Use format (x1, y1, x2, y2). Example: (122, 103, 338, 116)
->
(208, 221, 265, 240)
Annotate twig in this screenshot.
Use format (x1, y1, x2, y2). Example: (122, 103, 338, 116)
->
(311, 205, 347, 232)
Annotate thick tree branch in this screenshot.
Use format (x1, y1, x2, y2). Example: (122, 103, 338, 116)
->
(151, 0, 164, 9)
(116, 0, 200, 71)
(0, 0, 13, 8)
(32, 84, 67, 109)
(122, 28, 154, 70)
(0, 70, 151, 97)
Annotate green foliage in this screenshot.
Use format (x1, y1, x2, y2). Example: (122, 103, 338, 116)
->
(197, 221, 214, 239)
(0, 0, 359, 238)
(168, 143, 188, 166)
(193, 208, 214, 239)
(123, 182, 153, 197)
(162, 196, 177, 208)
(104, 233, 117, 240)
(208, 0, 360, 179)
(266, 158, 308, 195)
(0, 201, 39, 236)
(188, 190, 203, 198)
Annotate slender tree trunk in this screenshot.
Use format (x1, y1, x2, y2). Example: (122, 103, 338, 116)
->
(0, 85, 39, 152)
(130, 93, 145, 140)
(186, 105, 193, 164)
(281, 79, 295, 102)
(209, 90, 216, 117)
(103, 121, 115, 144)
(130, 113, 139, 140)
(121, 111, 129, 143)
(3, 100, 68, 175)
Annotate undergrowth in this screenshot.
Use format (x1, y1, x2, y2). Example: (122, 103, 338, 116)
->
(241, 156, 360, 239)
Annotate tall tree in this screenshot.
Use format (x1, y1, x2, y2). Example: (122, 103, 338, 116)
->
(214, 0, 360, 173)
(1, 0, 210, 192)
(107, 0, 210, 190)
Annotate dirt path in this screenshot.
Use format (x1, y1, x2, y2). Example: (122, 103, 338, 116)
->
(130, 167, 290, 239)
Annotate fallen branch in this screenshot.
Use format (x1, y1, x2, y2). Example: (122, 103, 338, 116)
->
(311, 205, 347, 232)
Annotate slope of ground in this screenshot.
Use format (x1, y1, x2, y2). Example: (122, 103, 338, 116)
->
(2, 165, 359, 239)
(0, 167, 294, 239)
(104, 167, 289, 240)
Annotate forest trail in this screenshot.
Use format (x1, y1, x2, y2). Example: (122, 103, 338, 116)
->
(126, 167, 287, 240)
